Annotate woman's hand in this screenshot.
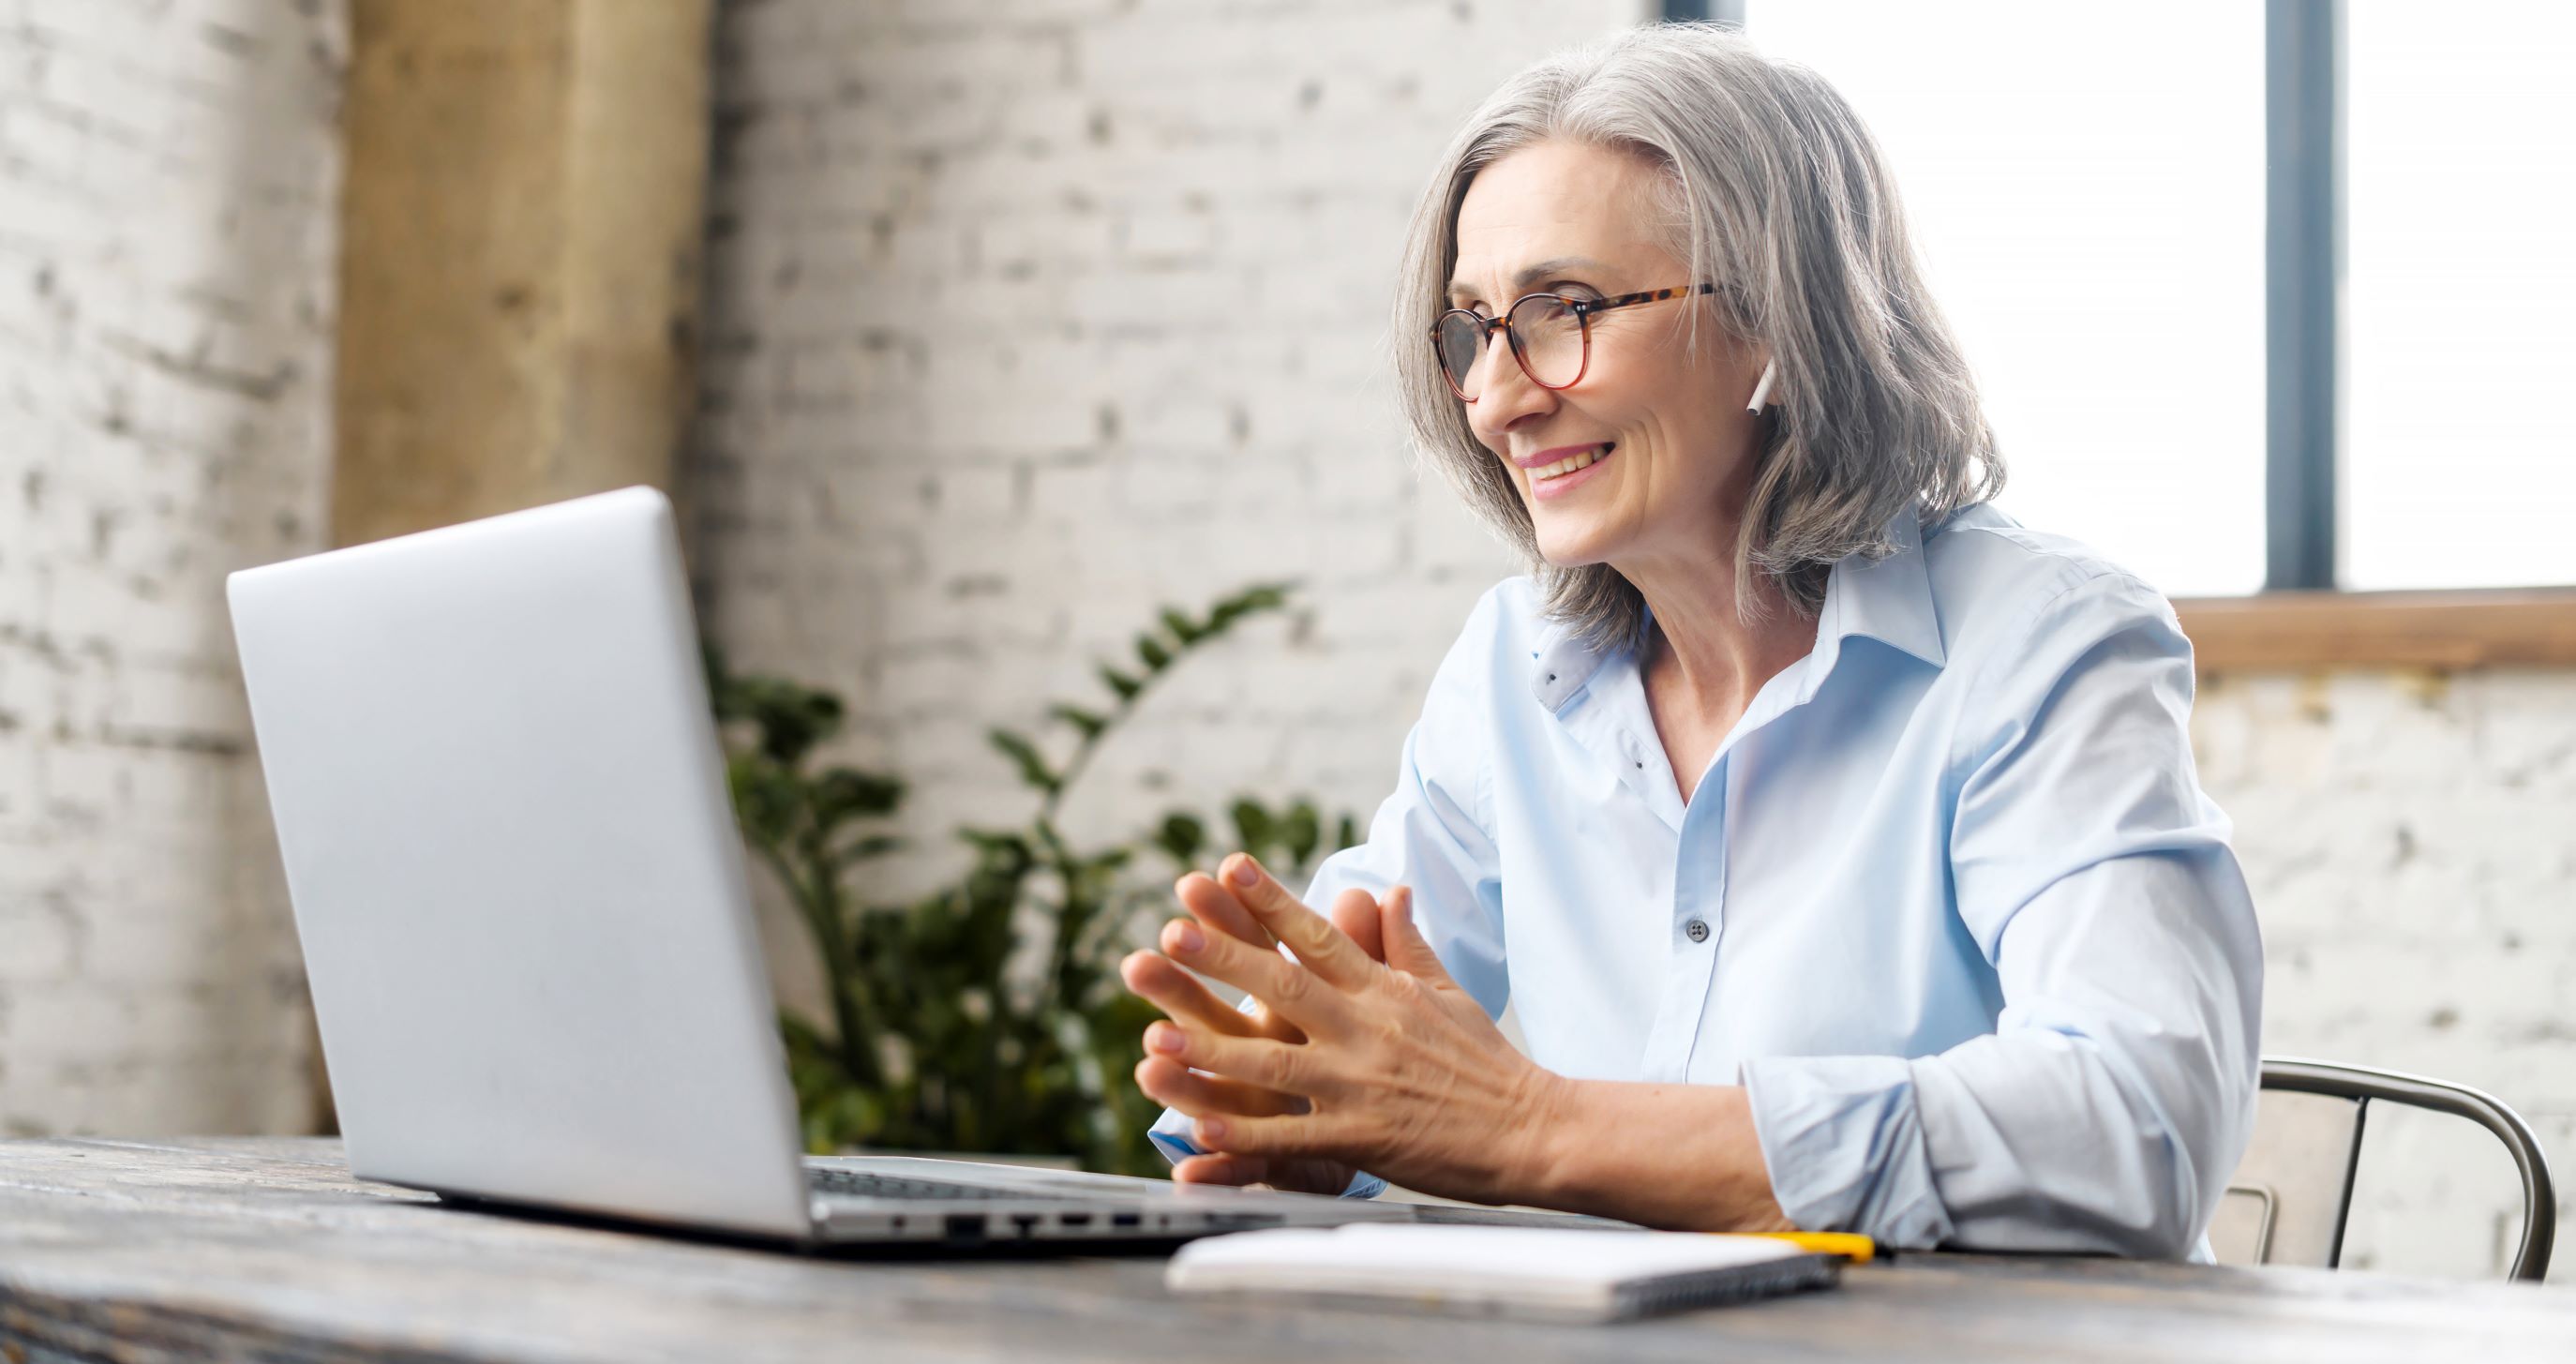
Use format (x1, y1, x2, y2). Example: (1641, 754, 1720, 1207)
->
(1120, 868, 1388, 1195)
(1128, 854, 1576, 1208)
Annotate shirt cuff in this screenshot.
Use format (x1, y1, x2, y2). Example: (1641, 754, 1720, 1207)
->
(1740, 1054, 1956, 1250)
(1148, 1107, 1387, 1199)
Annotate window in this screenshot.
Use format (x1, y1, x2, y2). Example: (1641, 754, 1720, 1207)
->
(1700, 1, 2576, 667)
(2342, 4, 2576, 592)
(1747, 1, 2268, 600)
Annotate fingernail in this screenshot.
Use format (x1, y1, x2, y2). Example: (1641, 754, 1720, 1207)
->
(1169, 921, 1204, 954)
(1197, 1117, 1230, 1145)
(1147, 1025, 1186, 1056)
(1230, 857, 1262, 888)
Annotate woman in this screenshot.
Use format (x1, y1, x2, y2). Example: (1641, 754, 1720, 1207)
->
(1120, 22, 2260, 1257)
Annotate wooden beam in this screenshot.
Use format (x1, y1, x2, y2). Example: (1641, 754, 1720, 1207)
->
(2176, 589, 2576, 672)
(330, 0, 712, 549)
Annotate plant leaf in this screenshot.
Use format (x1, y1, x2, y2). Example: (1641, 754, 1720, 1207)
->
(986, 728, 1060, 794)
(1134, 634, 1172, 671)
(726, 753, 804, 844)
(1158, 607, 1202, 646)
(834, 833, 906, 867)
(1234, 581, 1292, 613)
(1096, 664, 1143, 703)
(957, 827, 1034, 870)
(1282, 799, 1321, 868)
(1152, 812, 1205, 866)
(812, 766, 906, 827)
(1205, 581, 1292, 638)
(1048, 703, 1109, 742)
(1228, 797, 1273, 856)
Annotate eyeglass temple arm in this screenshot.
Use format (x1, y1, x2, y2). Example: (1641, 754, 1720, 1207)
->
(1579, 282, 1724, 316)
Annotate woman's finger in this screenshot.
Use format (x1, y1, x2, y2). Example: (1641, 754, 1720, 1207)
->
(1132, 1056, 1309, 1118)
(1328, 886, 1388, 965)
(1145, 1022, 1341, 1102)
(1175, 873, 1280, 953)
(1157, 916, 1350, 1036)
(1171, 1152, 1271, 1187)
(1216, 854, 1380, 989)
(1120, 950, 1304, 1042)
(1190, 1111, 1350, 1162)
(1174, 1151, 1355, 1197)
(1181, 873, 1391, 966)
(1379, 884, 1457, 985)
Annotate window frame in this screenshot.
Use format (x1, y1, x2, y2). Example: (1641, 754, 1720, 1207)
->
(1685, 0, 2576, 668)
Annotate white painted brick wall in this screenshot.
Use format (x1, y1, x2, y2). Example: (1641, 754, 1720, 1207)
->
(685, 1, 2576, 1280)
(2196, 669, 2576, 1282)
(0, 0, 342, 1136)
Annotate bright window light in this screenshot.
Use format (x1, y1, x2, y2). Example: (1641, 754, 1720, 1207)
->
(2341, 3, 2576, 591)
(1747, 3, 2268, 598)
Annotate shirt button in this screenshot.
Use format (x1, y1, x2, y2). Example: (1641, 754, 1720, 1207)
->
(1684, 919, 1710, 944)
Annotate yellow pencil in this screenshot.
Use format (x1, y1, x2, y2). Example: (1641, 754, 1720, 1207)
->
(1720, 1231, 1881, 1263)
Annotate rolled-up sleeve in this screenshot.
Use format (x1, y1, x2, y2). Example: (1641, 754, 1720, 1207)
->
(1743, 572, 2264, 1257)
(1149, 585, 1512, 1195)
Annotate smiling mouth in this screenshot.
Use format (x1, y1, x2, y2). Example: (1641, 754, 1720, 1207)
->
(1532, 443, 1612, 482)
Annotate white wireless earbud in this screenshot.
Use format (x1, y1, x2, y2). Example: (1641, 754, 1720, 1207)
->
(1746, 359, 1777, 413)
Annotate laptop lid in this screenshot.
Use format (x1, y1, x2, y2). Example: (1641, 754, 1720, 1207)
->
(227, 486, 814, 1238)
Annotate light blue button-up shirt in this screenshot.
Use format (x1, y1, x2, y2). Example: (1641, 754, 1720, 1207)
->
(1152, 502, 2263, 1257)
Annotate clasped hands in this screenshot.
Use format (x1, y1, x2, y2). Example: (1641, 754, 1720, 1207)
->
(1117, 853, 1566, 1207)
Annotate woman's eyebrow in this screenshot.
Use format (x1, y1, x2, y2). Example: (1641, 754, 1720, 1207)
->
(1445, 255, 1614, 300)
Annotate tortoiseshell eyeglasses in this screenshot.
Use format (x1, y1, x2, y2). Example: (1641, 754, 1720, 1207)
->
(1430, 283, 1721, 401)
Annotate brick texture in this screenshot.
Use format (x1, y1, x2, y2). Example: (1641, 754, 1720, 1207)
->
(0, 0, 342, 1136)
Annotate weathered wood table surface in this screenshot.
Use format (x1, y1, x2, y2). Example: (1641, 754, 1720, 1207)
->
(1, 1138, 2570, 1363)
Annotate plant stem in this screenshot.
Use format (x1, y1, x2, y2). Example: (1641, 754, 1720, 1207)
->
(1038, 717, 1121, 832)
(809, 839, 888, 1091)
(1033, 818, 1083, 1007)
(760, 836, 881, 1090)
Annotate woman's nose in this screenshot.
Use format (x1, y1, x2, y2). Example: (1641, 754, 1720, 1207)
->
(1469, 332, 1556, 434)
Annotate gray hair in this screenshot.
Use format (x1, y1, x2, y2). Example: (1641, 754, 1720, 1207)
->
(1392, 22, 2003, 655)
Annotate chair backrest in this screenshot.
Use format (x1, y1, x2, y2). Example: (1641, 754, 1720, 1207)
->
(2212, 1057, 2557, 1282)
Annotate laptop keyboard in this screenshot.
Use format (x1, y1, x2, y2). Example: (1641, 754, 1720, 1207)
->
(806, 1166, 1086, 1203)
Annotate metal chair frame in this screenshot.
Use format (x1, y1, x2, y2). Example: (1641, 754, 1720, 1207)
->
(2244, 1057, 2556, 1282)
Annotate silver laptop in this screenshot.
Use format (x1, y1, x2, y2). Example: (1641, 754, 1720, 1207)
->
(224, 486, 1431, 1247)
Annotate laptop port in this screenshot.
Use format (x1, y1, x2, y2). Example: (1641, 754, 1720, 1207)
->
(1057, 1213, 1093, 1227)
(944, 1214, 984, 1241)
(1011, 1214, 1041, 1237)
(1111, 1213, 1142, 1228)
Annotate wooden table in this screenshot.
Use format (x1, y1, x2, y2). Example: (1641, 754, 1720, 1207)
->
(1, 1138, 2569, 1363)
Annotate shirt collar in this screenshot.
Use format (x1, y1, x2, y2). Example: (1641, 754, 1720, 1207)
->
(1528, 608, 1624, 713)
(1526, 504, 1946, 712)
(1818, 502, 1946, 670)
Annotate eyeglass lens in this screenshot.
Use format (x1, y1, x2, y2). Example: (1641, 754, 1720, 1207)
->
(1435, 294, 1586, 398)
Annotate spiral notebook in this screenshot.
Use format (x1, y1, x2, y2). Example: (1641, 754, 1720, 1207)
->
(1165, 1224, 1842, 1324)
